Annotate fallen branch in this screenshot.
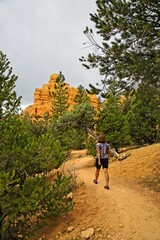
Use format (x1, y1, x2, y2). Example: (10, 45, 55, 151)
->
(118, 152, 131, 161)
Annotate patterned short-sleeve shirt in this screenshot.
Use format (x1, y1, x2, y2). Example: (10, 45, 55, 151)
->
(96, 142, 110, 158)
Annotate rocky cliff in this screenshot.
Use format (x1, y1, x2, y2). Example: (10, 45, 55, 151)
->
(24, 73, 99, 117)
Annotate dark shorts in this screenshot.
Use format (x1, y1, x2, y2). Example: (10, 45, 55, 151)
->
(95, 158, 109, 169)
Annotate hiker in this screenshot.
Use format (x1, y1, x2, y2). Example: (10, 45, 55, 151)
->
(93, 133, 110, 190)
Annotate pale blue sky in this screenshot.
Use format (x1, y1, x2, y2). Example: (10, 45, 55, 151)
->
(0, 0, 101, 108)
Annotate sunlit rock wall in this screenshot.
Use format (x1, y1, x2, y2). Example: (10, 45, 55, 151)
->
(24, 73, 99, 117)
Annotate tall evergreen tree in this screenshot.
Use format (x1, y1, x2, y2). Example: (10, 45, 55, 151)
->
(127, 83, 160, 144)
(0, 59, 72, 239)
(54, 102, 97, 149)
(0, 51, 21, 119)
(80, 0, 160, 95)
(96, 96, 130, 151)
(52, 71, 69, 120)
(74, 84, 89, 105)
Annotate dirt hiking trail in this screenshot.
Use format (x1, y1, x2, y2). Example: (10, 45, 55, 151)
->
(33, 145, 160, 240)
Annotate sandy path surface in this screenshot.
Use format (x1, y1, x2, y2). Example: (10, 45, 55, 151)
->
(79, 167, 160, 240)
(59, 151, 160, 240)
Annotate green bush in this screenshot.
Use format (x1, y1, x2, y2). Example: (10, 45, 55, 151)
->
(0, 115, 72, 239)
(86, 137, 96, 156)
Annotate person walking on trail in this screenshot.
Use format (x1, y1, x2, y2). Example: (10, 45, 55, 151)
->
(93, 133, 110, 190)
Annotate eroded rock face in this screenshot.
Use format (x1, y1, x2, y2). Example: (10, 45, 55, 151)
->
(24, 73, 99, 117)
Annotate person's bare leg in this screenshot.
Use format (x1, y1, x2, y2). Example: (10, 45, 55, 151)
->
(94, 168, 100, 183)
(104, 168, 109, 187)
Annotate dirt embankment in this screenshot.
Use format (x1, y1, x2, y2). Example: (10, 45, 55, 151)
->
(110, 143, 160, 192)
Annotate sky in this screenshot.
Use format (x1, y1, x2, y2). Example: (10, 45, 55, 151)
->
(0, 0, 102, 108)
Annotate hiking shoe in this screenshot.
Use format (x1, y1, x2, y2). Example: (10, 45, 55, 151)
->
(104, 186, 110, 190)
(93, 179, 98, 184)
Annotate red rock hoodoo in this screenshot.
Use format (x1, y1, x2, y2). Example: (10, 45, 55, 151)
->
(24, 73, 99, 117)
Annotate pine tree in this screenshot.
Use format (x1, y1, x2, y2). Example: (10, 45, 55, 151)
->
(52, 71, 69, 119)
(96, 96, 130, 151)
(80, 0, 160, 95)
(0, 61, 73, 239)
(127, 83, 160, 144)
(54, 102, 97, 149)
(0, 114, 72, 239)
(74, 84, 89, 104)
(0, 51, 21, 119)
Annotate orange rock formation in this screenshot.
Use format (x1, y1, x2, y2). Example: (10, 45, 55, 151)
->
(24, 73, 99, 117)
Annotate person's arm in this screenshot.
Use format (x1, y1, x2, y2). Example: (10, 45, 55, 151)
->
(108, 145, 111, 158)
(97, 148, 101, 165)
